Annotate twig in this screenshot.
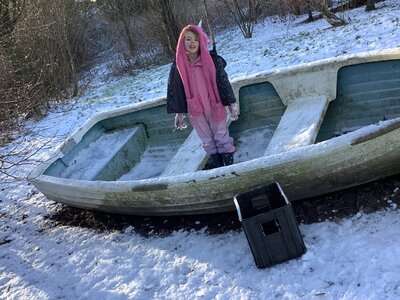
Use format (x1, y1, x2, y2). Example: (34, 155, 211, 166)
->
(202, 0, 215, 45)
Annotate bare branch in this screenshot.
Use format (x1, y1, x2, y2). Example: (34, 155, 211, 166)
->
(0, 132, 56, 182)
(221, 0, 261, 39)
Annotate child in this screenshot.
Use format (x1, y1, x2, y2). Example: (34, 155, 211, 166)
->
(166, 24, 238, 167)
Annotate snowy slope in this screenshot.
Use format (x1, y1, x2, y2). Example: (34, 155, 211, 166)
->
(1, 1, 400, 299)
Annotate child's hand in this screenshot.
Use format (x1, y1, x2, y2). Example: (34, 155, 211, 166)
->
(174, 113, 187, 130)
(229, 103, 239, 121)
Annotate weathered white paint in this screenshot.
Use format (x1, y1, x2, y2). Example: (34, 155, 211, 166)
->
(27, 48, 400, 215)
(28, 117, 400, 215)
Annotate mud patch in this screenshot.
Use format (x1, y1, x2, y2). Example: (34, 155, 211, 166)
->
(48, 173, 400, 237)
(48, 207, 241, 237)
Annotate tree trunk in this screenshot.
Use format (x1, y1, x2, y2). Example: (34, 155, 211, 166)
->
(223, 0, 259, 39)
(291, 1, 301, 16)
(365, 0, 376, 11)
(0, 1, 12, 36)
(307, 0, 347, 27)
(306, 5, 314, 22)
(66, 42, 79, 97)
(159, 0, 179, 57)
(120, 11, 136, 58)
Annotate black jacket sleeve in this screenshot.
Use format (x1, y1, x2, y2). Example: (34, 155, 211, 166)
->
(166, 61, 187, 114)
(211, 49, 237, 106)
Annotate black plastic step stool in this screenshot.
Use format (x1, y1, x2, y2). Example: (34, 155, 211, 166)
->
(234, 182, 306, 268)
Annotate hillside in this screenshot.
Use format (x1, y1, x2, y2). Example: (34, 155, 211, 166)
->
(1, 1, 400, 298)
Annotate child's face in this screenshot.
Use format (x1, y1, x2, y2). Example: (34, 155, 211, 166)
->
(184, 31, 199, 56)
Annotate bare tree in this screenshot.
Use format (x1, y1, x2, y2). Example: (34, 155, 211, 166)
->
(287, 0, 301, 15)
(148, 0, 180, 58)
(306, 0, 347, 27)
(0, 0, 26, 37)
(306, 4, 314, 22)
(100, 0, 147, 65)
(0, 134, 54, 182)
(100, 0, 181, 64)
(221, 0, 262, 38)
(272, 0, 346, 27)
(365, 0, 376, 11)
(1, 0, 97, 153)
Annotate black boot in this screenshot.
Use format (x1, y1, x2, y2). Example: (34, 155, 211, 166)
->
(211, 153, 224, 168)
(221, 153, 234, 166)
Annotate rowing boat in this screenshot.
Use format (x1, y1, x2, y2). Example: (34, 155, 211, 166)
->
(28, 48, 400, 215)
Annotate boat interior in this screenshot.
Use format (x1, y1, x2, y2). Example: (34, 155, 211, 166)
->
(43, 58, 400, 182)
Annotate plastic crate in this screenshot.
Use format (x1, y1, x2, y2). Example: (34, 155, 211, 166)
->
(234, 182, 306, 268)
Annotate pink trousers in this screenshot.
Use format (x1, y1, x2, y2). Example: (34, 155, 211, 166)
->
(189, 113, 235, 154)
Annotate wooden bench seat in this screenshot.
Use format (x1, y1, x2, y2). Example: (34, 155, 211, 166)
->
(91, 125, 147, 180)
(162, 117, 233, 177)
(161, 130, 206, 176)
(264, 95, 329, 155)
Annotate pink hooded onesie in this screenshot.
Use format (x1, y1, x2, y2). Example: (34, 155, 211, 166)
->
(175, 25, 234, 154)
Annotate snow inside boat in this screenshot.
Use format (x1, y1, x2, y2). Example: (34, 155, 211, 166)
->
(28, 48, 400, 215)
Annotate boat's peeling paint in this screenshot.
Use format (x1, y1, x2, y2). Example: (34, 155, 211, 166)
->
(131, 184, 169, 192)
(27, 48, 400, 215)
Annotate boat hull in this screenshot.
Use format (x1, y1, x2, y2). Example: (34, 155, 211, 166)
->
(28, 48, 400, 216)
(29, 119, 400, 215)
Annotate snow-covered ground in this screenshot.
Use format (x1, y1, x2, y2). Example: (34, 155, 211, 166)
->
(1, 1, 400, 298)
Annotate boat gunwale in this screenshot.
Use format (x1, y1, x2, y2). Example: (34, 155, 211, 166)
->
(233, 47, 400, 86)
